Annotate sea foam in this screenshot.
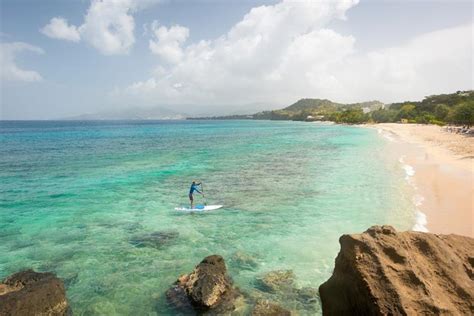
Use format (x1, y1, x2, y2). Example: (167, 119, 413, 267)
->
(398, 156, 429, 232)
(378, 128, 396, 142)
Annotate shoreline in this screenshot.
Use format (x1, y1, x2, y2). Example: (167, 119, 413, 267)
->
(366, 123, 473, 237)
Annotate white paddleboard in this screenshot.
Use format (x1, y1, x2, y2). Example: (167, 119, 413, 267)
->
(175, 205, 223, 212)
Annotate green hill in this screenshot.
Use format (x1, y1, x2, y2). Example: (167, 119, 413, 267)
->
(283, 98, 344, 112)
(251, 99, 383, 121)
(187, 90, 473, 126)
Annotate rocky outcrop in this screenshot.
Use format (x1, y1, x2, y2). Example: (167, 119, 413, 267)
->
(0, 270, 70, 316)
(166, 255, 242, 314)
(319, 225, 474, 315)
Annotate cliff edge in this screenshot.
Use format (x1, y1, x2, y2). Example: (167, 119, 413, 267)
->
(319, 225, 474, 315)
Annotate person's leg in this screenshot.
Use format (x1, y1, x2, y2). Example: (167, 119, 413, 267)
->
(189, 194, 193, 209)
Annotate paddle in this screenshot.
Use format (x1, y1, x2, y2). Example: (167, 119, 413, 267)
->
(201, 182, 207, 206)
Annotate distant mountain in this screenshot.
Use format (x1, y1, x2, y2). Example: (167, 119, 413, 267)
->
(63, 106, 187, 120)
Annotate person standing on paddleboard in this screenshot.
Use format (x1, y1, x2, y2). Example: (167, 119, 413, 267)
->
(189, 181, 203, 209)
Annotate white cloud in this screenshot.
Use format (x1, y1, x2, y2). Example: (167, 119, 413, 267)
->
(149, 21, 189, 64)
(41, 17, 80, 42)
(41, 0, 160, 55)
(79, 0, 136, 55)
(0, 42, 44, 82)
(119, 0, 472, 107)
(336, 23, 474, 102)
(121, 0, 360, 105)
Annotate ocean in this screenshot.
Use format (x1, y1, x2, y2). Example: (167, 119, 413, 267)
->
(0, 120, 416, 315)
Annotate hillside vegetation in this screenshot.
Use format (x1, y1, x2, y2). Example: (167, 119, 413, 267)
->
(370, 90, 474, 126)
(252, 99, 383, 122)
(188, 90, 474, 126)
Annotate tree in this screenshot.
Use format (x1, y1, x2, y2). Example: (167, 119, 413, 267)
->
(448, 101, 474, 127)
(371, 109, 398, 123)
(336, 108, 368, 124)
(396, 104, 416, 120)
(434, 104, 450, 120)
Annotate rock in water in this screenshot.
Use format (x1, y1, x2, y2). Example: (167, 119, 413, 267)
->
(0, 270, 70, 316)
(257, 270, 295, 293)
(129, 230, 179, 249)
(230, 251, 259, 270)
(319, 225, 474, 315)
(251, 299, 291, 316)
(166, 255, 241, 314)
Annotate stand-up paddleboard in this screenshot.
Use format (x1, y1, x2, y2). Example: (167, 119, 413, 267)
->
(175, 204, 223, 212)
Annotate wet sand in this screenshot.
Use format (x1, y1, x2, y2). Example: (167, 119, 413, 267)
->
(371, 123, 473, 237)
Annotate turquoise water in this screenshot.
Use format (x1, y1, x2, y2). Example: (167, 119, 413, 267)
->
(0, 120, 415, 315)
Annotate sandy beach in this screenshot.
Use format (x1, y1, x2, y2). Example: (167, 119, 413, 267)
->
(371, 123, 473, 237)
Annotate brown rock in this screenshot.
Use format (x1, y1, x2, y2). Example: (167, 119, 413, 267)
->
(0, 269, 70, 316)
(251, 299, 291, 316)
(166, 255, 241, 314)
(319, 225, 474, 315)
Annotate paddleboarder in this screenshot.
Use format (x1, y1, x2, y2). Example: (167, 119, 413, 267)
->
(189, 181, 203, 209)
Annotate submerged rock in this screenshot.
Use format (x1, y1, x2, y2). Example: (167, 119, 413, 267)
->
(166, 255, 242, 314)
(0, 269, 70, 316)
(129, 230, 179, 249)
(257, 270, 295, 293)
(251, 299, 291, 316)
(295, 287, 318, 305)
(319, 225, 474, 315)
(230, 251, 259, 270)
(253, 270, 318, 311)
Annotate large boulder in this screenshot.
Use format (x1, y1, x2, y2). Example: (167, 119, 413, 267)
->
(166, 255, 241, 314)
(319, 225, 474, 315)
(0, 270, 70, 316)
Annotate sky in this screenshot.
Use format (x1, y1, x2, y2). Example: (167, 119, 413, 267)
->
(0, 0, 473, 119)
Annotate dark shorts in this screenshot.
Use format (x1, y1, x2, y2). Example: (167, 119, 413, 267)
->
(189, 193, 193, 201)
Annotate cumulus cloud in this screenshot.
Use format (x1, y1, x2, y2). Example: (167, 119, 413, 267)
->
(41, 0, 160, 55)
(41, 17, 80, 42)
(0, 42, 44, 82)
(121, 0, 359, 105)
(119, 0, 472, 107)
(149, 21, 189, 64)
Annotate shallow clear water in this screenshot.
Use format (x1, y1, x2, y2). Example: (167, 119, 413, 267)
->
(0, 120, 415, 315)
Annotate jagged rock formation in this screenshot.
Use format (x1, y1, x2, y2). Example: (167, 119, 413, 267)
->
(319, 225, 474, 315)
(0, 270, 70, 316)
(166, 255, 242, 314)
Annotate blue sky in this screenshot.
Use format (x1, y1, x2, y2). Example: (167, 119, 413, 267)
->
(1, 0, 473, 119)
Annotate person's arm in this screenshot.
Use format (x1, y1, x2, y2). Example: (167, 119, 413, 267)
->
(195, 189, 202, 194)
